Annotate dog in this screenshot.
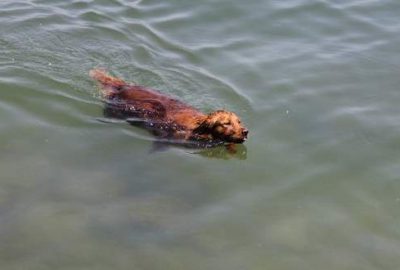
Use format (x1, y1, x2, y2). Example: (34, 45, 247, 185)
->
(90, 69, 248, 148)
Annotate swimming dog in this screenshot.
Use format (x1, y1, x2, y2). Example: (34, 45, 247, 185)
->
(90, 69, 248, 148)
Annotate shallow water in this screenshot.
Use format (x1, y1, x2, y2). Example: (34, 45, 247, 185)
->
(1, 0, 400, 269)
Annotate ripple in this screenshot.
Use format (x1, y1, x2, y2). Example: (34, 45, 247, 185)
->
(148, 11, 191, 24)
(78, 10, 115, 23)
(329, 0, 383, 9)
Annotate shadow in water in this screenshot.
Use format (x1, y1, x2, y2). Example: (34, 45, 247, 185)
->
(192, 144, 247, 160)
(148, 136, 248, 160)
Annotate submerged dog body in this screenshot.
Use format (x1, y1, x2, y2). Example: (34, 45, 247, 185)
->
(90, 69, 248, 147)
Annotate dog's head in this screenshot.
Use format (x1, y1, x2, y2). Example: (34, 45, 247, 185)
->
(195, 110, 248, 143)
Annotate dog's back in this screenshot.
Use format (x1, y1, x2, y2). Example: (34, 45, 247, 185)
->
(90, 69, 204, 127)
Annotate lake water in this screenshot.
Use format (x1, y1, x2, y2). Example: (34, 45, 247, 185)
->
(1, 0, 400, 269)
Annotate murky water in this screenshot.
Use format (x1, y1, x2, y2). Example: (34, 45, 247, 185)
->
(1, 0, 400, 269)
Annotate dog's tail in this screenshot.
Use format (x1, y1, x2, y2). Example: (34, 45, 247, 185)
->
(89, 68, 126, 89)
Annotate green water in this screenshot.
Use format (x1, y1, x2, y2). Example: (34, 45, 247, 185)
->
(1, 0, 400, 269)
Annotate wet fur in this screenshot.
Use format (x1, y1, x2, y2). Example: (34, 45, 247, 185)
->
(90, 69, 248, 147)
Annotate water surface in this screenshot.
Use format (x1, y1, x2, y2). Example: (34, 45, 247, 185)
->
(1, 0, 400, 269)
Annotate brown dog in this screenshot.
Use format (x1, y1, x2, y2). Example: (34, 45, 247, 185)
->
(90, 69, 248, 148)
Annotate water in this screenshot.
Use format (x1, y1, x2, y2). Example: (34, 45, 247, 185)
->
(1, 0, 400, 269)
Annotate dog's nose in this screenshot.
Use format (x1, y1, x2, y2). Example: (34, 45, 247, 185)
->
(242, 128, 248, 137)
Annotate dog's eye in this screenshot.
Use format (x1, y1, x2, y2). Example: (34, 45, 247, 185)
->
(215, 126, 224, 133)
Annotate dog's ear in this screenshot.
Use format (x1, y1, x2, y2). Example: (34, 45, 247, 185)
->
(193, 115, 214, 134)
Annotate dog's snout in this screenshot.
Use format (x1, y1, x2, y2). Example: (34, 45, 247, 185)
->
(242, 128, 248, 137)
